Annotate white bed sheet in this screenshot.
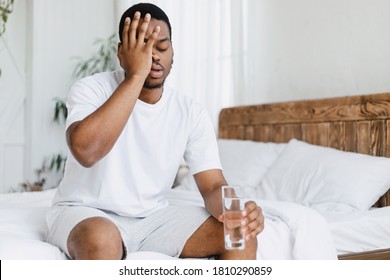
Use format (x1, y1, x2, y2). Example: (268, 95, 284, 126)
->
(3, 187, 385, 260)
(0, 188, 390, 260)
(0, 189, 176, 260)
(320, 207, 390, 255)
(0, 188, 336, 260)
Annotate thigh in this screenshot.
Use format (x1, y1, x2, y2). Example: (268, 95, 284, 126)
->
(46, 205, 113, 258)
(180, 216, 259, 260)
(180, 216, 225, 258)
(118, 206, 210, 257)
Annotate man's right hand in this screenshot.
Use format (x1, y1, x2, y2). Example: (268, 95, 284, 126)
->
(117, 11, 161, 82)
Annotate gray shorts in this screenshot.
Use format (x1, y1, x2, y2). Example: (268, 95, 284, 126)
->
(46, 205, 210, 259)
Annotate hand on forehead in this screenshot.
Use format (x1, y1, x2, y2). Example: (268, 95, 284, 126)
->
(136, 14, 170, 41)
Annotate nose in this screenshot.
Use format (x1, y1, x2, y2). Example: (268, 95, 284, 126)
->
(152, 49, 160, 62)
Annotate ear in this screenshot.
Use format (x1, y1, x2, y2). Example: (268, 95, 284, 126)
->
(171, 49, 174, 68)
(117, 43, 123, 68)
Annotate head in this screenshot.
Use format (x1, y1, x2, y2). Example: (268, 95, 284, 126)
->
(118, 3, 173, 90)
(119, 3, 172, 42)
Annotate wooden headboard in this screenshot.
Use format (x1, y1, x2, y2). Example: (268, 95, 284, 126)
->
(219, 92, 390, 207)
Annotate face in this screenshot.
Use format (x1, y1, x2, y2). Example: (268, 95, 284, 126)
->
(141, 19, 173, 90)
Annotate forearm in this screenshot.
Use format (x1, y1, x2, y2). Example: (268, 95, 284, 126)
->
(195, 169, 227, 220)
(67, 76, 144, 167)
(203, 186, 224, 220)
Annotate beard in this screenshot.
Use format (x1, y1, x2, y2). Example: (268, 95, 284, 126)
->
(143, 79, 165, 90)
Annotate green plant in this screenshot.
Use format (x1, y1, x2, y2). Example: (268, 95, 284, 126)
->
(0, 0, 15, 77)
(46, 97, 68, 177)
(19, 165, 46, 192)
(72, 33, 117, 79)
(46, 153, 67, 173)
(0, 0, 14, 36)
(53, 97, 68, 124)
(53, 33, 117, 122)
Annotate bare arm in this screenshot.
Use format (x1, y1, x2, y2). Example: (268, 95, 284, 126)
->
(67, 12, 160, 167)
(66, 77, 142, 167)
(194, 169, 227, 219)
(195, 169, 265, 240)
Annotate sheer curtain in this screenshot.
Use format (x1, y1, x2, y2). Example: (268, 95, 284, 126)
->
(114, 0, 253, 128)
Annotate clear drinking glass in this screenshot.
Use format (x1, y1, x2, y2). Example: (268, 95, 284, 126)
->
(222, 185, 245, 250)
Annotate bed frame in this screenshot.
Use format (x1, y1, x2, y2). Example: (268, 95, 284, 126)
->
(218, 92, 390, 260)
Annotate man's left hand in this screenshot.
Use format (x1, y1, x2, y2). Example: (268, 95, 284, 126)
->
(242, 201, 264, 240)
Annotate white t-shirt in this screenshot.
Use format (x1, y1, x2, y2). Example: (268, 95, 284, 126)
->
(53, 71, 222, 217)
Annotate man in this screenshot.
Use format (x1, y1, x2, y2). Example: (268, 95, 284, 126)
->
(46, 3, 264, 260)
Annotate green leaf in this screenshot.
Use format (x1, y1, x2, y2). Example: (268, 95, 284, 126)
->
(71, 33, 117, 79)
(53, 98, 68, 123)
(0, 0, 15, 36)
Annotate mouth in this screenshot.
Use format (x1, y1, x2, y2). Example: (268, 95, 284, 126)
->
(149, 64, 164, 79)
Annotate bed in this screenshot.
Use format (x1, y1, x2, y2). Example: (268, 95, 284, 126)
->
(217, 92, 390, 260)
(1, 92, 390, 260)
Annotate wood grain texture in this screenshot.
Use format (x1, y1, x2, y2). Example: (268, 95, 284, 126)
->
(219, 92, 390, 208)
(338, 248, 390, 260)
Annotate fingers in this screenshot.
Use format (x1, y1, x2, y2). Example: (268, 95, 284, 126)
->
(122, 12, 160, 49)
(145, 25, 161, 49)
(121, 12, 139, 49)
(136, 13, 150, 48)
(135, 13, 161, 49)
(218, 214, 224, 223)
(122, 17, 130, 47)
(242, 201, 264, 240)
(129, 12, 141, 47)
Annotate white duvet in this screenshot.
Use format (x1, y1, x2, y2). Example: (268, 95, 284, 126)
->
(167, 188, 339, 260)
(0, 187, 337, 260)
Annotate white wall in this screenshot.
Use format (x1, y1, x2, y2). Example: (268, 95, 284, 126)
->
(0, 0, 27, 192)
(25, 0, 116, 189)
(0, 0, 117, 192)
(1, 0, 390, 192)
(243, 0, 390, 105)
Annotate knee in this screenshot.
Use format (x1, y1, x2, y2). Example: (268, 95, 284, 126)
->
(67, 217, 123, 260)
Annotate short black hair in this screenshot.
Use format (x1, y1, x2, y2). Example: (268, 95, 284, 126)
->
(118, 3, 172, 42)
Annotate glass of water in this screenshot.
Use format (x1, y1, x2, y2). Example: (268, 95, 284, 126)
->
(222, 185, 245, 250)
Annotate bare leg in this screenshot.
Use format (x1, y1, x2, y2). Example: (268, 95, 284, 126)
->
(67, 217, 124, 260)
(180, 216, 257, 260)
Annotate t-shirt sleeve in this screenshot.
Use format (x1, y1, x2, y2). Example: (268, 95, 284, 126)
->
(65, 78, 104, 130)
(184, 107, 222, 174)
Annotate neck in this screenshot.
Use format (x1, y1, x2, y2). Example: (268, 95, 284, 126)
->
(138, 87, 163, 104)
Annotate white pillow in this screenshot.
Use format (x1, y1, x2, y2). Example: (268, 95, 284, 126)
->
(178, 139, 286, 191)
(258, 139, 390, 211)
